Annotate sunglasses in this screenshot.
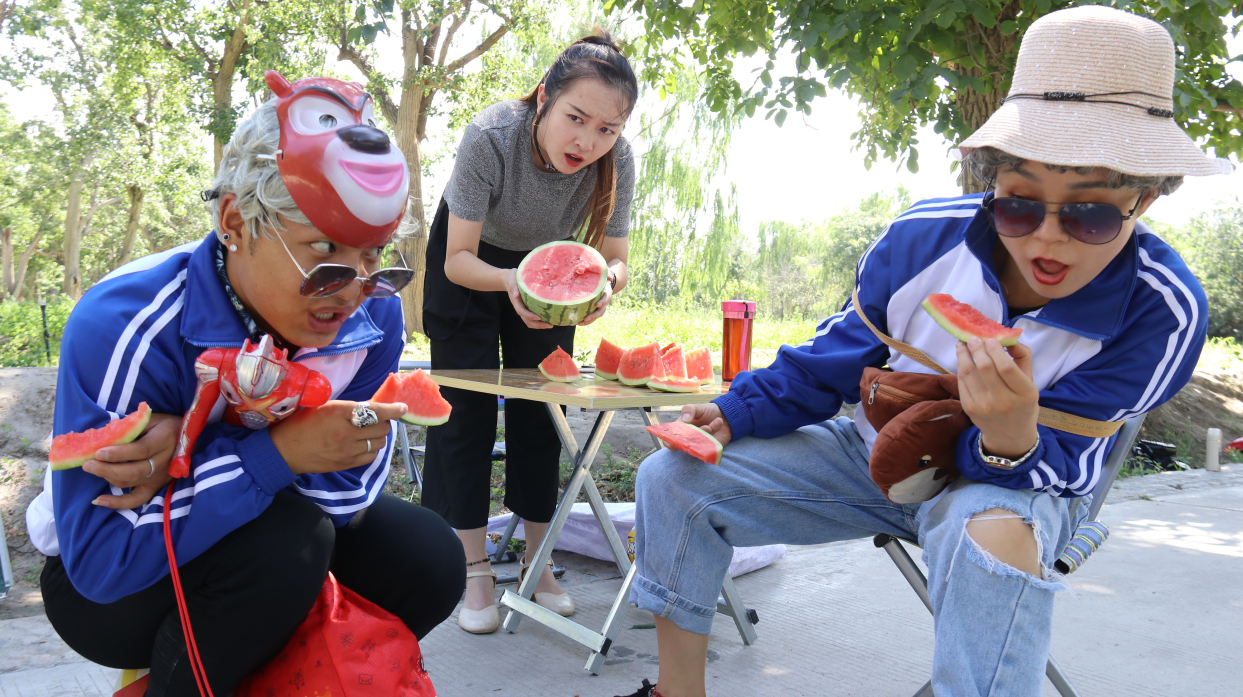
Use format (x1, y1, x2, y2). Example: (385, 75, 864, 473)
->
(273, 230, 414, 298)
(983, 191, 1143, 245)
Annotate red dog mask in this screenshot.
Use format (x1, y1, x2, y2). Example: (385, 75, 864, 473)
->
(264, 70, 409, 250)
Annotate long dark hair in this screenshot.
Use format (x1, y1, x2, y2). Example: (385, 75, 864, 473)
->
(522, 30, 638, 250)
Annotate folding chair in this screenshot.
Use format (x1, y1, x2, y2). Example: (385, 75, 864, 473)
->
(873, 414, 1146, 697)
(0, 506, 13, 600)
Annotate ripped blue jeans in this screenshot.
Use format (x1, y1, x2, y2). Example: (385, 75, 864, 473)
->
(631, 417, 1087, 697)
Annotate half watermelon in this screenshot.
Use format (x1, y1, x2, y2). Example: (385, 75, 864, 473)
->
(539, 346, 581, 382)
(516, 241, 609, 326)
(50, 402, 152, 471)
(685, 347, 714, 384)
(618, 342, 663, 386)
(646, 421, 723, 466)
(922, 294, 1023, 347)
(371, 369, 453, 426)
(594, 338, 624, 381)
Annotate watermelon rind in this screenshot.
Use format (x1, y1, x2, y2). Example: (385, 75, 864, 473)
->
(538, 346, 581, 383)
(921, 294, 1022, 347)
(645, 421, 723, 466)
(516, 241, 609, 326)
(648, 377, 701, 393)
(373, 370, 452, 426)
(593, 339, 624, 381)
(50, 402, 152, 471)
(594, 370, 619, 381)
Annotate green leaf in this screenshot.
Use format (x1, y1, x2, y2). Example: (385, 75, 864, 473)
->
(761, 70, 772, 88)
(1036, 0, 1051, 12)
(354, 5, 366, 23)
(936, 12, 956, 28)
(972, 5, 996, 28)
(1000, 20, 1018, 35)
(906, 149, 919, 173)
(775, 109, 788, 127)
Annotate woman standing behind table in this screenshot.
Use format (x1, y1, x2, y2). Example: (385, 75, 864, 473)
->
(421, 30, 638, 634)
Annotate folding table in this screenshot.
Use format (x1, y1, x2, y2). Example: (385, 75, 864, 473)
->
(428, 368, 759, 673)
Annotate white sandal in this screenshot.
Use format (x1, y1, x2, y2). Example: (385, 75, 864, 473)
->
(458, 568, 500, 634)
(520, 554, 575, 617)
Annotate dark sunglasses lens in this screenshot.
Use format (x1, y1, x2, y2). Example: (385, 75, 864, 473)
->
(301, 265, 357, 298)
(992, 198, 1045, 237)
(362, 268, 415, 298)
(1059, 203, 1123, 245)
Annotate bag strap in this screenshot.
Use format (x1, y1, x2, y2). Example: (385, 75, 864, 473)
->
(850, 288, 1122, 440)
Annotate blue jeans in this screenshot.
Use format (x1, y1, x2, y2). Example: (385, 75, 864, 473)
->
(631, 417, 1087, 697)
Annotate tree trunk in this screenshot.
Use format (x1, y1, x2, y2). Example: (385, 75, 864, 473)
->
(118, 184, 145, 267)
(956, 14, 1018, 195)
(1, 227, 11, 300)
(957, 77, 996, 195)
(13, 229, 43, 302)
(62, 164, 87, 299)
(212, 0, 253, 169)
(394, 32, 429, 339)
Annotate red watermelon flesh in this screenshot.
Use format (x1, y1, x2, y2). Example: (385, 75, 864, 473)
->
(594, 338, 624, 381)
(50, 402, 152, 471)
(661, 344, 687, 379)
(649, 377, 702, 393)
(685, 347, 714, 384)
(371, 369, 453, 426)
(646, 421, 723, 466)
(922, 294, 1023, 347)
(539, 346, 581, 382)
(618, 343, 664, 386)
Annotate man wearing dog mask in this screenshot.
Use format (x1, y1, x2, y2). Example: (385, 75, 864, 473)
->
(29, 71, 464, 696)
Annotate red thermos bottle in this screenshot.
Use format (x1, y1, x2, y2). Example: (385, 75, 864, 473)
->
(721, 300, 756, 383)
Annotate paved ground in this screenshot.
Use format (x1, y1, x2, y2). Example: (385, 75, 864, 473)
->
(3, 466, 1240, 697)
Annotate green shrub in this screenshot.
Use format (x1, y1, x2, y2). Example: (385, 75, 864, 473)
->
(0, 298, 73, 367)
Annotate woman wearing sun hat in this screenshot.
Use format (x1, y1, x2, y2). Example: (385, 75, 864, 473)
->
(613, 7, 1228, 697)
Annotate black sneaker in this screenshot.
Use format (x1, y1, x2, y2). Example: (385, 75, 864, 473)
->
(614, 678, 658, 697)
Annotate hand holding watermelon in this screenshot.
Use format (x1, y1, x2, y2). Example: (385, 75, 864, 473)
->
(269, 400, 408, 474)
(955, 337, 1040, 459)
(84, 413, 182, 510)
(676, 403, 733, 447)
(503, 268, 554, 330)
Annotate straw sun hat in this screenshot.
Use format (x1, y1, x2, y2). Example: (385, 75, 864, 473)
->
(956, 5, 1234, 177)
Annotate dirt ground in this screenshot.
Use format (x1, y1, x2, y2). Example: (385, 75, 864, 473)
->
(3, 356, 1241, 621)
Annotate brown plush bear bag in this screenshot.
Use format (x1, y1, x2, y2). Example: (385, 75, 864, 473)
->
(851, 288, 1122, 504)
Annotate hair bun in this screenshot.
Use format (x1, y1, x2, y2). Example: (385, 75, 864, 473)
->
(575, 29, 620, 52)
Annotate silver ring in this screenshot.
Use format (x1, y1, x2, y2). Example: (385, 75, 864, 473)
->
(365, 439, 372, 453)
(350, 402, 379, 428)
(146, 458, 156, 478)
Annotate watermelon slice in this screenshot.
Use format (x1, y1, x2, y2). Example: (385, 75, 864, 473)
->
(50, 402, 152, 471)
(685, 347, 714, 385)
(618, 342, 663, 386)
(646, 421, 723, 466)
(516, 241, 609, 326)
(594, 338, 624, 381)
(649, 377, 702, 393)
(371, 369, 453, 426)
(922, 293, 1023, 347)
(661, 344, 687, 379)
(538, 346, 581, 382)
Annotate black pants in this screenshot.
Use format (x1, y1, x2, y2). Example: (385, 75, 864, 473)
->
(421, 199, 574, 530)
(41, 492, 465, 697)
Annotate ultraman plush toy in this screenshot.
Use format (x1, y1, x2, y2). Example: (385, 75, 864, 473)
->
(263, 70, 409, 249)
(170, 335, 333, 478)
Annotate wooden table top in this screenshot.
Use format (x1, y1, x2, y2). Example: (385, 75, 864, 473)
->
(428, 369, 728, 409)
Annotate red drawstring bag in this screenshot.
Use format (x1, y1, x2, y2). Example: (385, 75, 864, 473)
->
(236, 572, 436, 697)
(114, 484, 436, 697)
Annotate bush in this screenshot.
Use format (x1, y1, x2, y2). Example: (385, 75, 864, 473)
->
(1161, 199, 1243, 340)
(0, 298, 73, 367)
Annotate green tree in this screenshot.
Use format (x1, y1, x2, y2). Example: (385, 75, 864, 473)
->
(1163, 198, 1243, 339)
(615, 0, 1243, 192)
(328, 0, 550, 336)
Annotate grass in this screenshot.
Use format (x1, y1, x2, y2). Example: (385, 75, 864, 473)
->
(402, 300, 821, 369)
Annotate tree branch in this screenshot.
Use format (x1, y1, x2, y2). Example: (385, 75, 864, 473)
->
(1214, 100, 1242, 115)
(444, 22, 510, 74)
(438, 1, 470, 67)
(337, 39, 399, 125)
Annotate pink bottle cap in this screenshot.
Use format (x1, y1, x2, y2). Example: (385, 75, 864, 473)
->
(722, 300, 756, 319)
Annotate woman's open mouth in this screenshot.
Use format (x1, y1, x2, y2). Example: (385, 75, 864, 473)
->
(564, 153, 584, 168)
(1031, 257, 1070, 286)
(308, 309, 349, 332)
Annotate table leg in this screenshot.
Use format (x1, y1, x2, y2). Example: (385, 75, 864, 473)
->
(638, 408, 666, 450)
(584, 562, 639, 674)
(502, 407, 614, 634)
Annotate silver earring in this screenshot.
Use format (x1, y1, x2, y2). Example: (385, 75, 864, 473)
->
(222, 233, 230, 241)
(229, 244, 238, 252)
